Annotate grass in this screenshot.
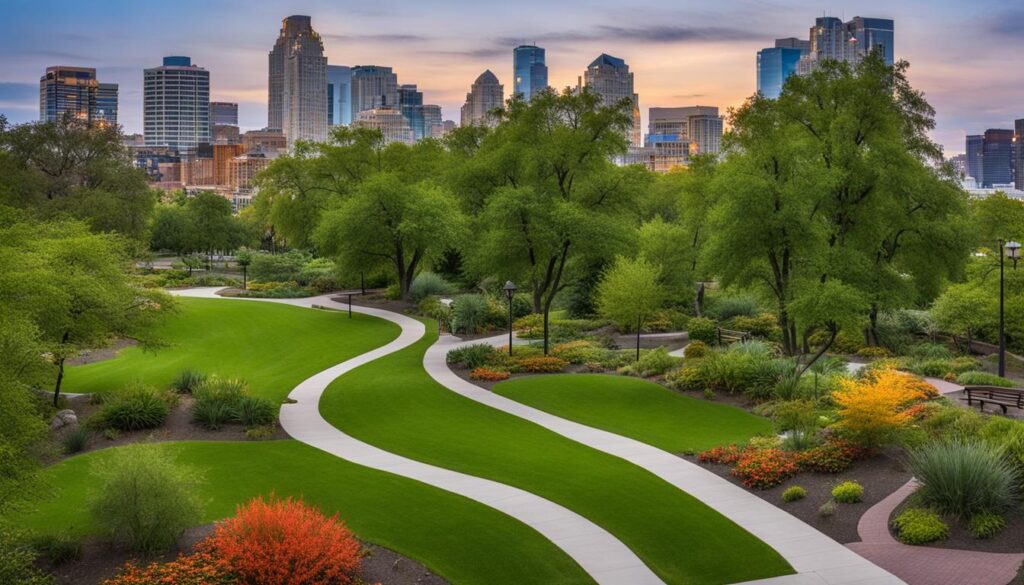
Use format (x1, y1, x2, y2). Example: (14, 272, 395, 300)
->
(493, 374, 773, 453)
(320, 321, 793, 585)
(64, 298, 401, 402)
(10, 441, 593, 585)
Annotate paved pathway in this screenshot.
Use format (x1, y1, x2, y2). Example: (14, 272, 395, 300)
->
(847, 480, 1024, 585)
(170, 288, 663, 585)
(430, 333, 904, 585)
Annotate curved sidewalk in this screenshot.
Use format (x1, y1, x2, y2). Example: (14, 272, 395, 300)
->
(428, 333, 904, 585)
(171, 288, 664, 585)
(848, 480, 1024, 585)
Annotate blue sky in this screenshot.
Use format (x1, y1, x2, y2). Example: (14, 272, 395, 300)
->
(2, 0, 1022, 154)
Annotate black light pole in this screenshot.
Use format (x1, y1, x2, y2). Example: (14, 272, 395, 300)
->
(504, 281, 517, 356)
(999, 240, 1021, 377)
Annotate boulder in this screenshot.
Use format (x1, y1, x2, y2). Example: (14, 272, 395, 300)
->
(50, 409, 78, 431)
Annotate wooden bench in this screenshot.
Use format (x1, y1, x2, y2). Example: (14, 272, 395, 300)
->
(716, 327, 751, 346)
(961, 386, 1024, 414)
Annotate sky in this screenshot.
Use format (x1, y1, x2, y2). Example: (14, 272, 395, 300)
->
(1, 0, 1022, 155)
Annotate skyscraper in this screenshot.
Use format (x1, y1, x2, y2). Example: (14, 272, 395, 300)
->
(351, 66, 399, 116)
(39, 66, 117, 126)
(1015, 119, 1024, 191)
(327, 65, 352, 126)
(798, 16, 894, 74)
(352, 108, 414, 145)
(398, 84, 425, 141)
(461, 70, 504, 127)
(647, 106, 723, 156)
(422, 105, 442, 139)
(981, 129, 1014, 188)
(144, 56, 210, 152)
(268, 15, 327, 145)
(513, 44, 548, 100)
(210, 102, 238, 126)
(756, 38, 809, 99)
(582, 54, 641, 146)
(966, 135, 984, 184)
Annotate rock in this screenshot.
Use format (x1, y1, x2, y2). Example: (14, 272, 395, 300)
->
(50, 409, 78, 431)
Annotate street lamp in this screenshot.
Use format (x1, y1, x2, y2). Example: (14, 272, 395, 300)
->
(503, 281, 517, 356)
(998, 240, 1021, 377)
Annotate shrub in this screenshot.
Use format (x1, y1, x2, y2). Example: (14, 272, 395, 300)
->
(103, 428, 120, 441)
(968, 512, 1006, 539)
(191, 377, 274, 429)
(831, 481, 864, 503)
(665, 364, 705, 391)
(172, 369, 207, 393)
(706, 296, 759, 320)
(905, 440, 1019, 517)
(409, 272, 454, 302)
(832, 367, 933, 447)
(619, 347, 680, 377)
(0, 528, 53, 585)
(245, 425, 276, 441)
(909, 357, 979, 378)
(90, 446, 201, 553)
(95, 384, 170, 431)
(773, 400, 819, 450)
(891, 508, 948, 544)
(909, 342, 953, 361)
(732, 448, 800, 489)
(451, 294, 489, 334)
(516, 356, 568, 373)
(687, 317, 717, 345)
(446, 344, 497, 369)
(798, 439, 868, 473)
(249, 250, 308, 283)
(644, 308, 689, 332)
(856, 346, 890, 359)
(782, 486, 807, 503)
(31, 533, 82, 566)
(62, 426, 90, 454)
(818, 501, 837, 517)
(235, 395, 276, 427)
(101, 550, 235, 585)
(683, 341, 708, 359)
(956, 371, 1018, 388)
(470, 367, 510, 382)
(552, 340, 611, 364)
(731, 313, 780, 339)
(296, 258, 337, 289)
(697, 444, 745, 465)
(191, 399, 235, 430)
(702, 343, 783, 399)
(513, 313, 544, 338)
(206, 495, 361, 585)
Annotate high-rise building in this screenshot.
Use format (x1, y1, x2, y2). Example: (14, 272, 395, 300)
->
(211, 102, 238, 126)
(947, 154, 968, 179)
(144, 56, 210, 152)
(1015, 119, 1024, 191)
(797, 16, 894, 74)
(981, 129, 1014, 188)
(966, 135, 984, 184)
(582, 54, 641, 146)
(268, 15, 327, 145)
(351, 65, 399, 116)
(422, 105, 442, 140)
(646, 106, 723, 157)
(327, 65, 352, 126)
(40, 66, 118, 126)
(689, 114, 724, 156)
(513, 44, 548, 101)
(461, 70, 504, 127)
(399, 84, 425, 140)
(243, 129, 287, 155)
(756, 38, 809, 99)
(352, 108, 414, 145)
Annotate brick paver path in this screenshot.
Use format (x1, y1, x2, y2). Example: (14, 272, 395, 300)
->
(846, 479, 1024, 585)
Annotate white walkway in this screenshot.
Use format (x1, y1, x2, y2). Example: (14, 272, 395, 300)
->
(429, 333, 905, 585)
(170, 288, 663, 585)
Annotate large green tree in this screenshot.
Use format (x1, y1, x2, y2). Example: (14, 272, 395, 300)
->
(596, 256, 667, 360)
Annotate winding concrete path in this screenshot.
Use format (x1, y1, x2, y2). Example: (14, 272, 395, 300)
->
(171, 288, 663, 585)
(431, 333, 904, 585)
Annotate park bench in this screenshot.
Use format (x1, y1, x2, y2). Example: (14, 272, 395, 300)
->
(716, 327, 751, 346)
(961, 386, 1024, 414)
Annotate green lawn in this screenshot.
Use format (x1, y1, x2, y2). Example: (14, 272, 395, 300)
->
(320, 321, 792, 585)
(64, 298, 401, 401)
(11, 441, 592, 585)
(493, 374, 773, 453)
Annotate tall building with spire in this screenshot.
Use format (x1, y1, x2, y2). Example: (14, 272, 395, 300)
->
(513, 44, 548, 101)
(268, 15, 327, 145)
(460, 70, 503, 127)
(582, 54, 641, 146)
(144, 56, 210, 151)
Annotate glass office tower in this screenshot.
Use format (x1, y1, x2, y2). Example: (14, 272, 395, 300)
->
(398, 84, 426, 141)
(756, 47, 803, 99)
(513, 44, 548, 100)
(327, 65, 352, 126)
(981, 129, 1014, 187)
(40, 66, 97, 123)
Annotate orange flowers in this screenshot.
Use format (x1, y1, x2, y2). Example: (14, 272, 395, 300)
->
(832, 367, 933, 447)
(469, 367, 510, 381)
(102, 550, 235, 585)
(516, 356, 568, 373)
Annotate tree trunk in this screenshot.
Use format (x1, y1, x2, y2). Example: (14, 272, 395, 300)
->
(694, 282, 705, 317)
(542, 305, 551, 356)
(532, 288, 543, 314)
(636, 314, 642, 362)
(866, 304, 880, 346)
(53, 357, 66, 407)
(799, 325, 837, 376)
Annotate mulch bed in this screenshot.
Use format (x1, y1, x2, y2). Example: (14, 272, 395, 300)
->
(683, 450, 912, 545)
(889, 499, 1024, 554)
(40, 524, 448, 585)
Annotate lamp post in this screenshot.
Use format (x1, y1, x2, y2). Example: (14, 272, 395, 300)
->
(503, 281, 517, 356)
(999, 240, 1021, 377)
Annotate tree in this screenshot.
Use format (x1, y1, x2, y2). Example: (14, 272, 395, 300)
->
(931, 283, 993, 352)
(461, 88, 637, 353)
(236, 248, 252, 289)
(315, 173, 464, 300)
(149, 204, 196, 256)
(637, 217, 693, 305)
(596, 256, 666, 360)
(0, 215, 173, 405)
(971, 192, 1024, 248)
(186, 192, 251, 266)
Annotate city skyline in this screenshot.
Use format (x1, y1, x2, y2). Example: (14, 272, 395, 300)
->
(1, 0, 1022, 155)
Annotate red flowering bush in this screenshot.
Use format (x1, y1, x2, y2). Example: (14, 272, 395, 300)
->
(732, 448, 800, 489)
(797, 439, 870, 473)
(698, 444, 745, 465)
(206, 495, 361, 585)
(516, 356, 568, 373)
(469, 367, 510, 381)
(102, 550, 236, 585)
